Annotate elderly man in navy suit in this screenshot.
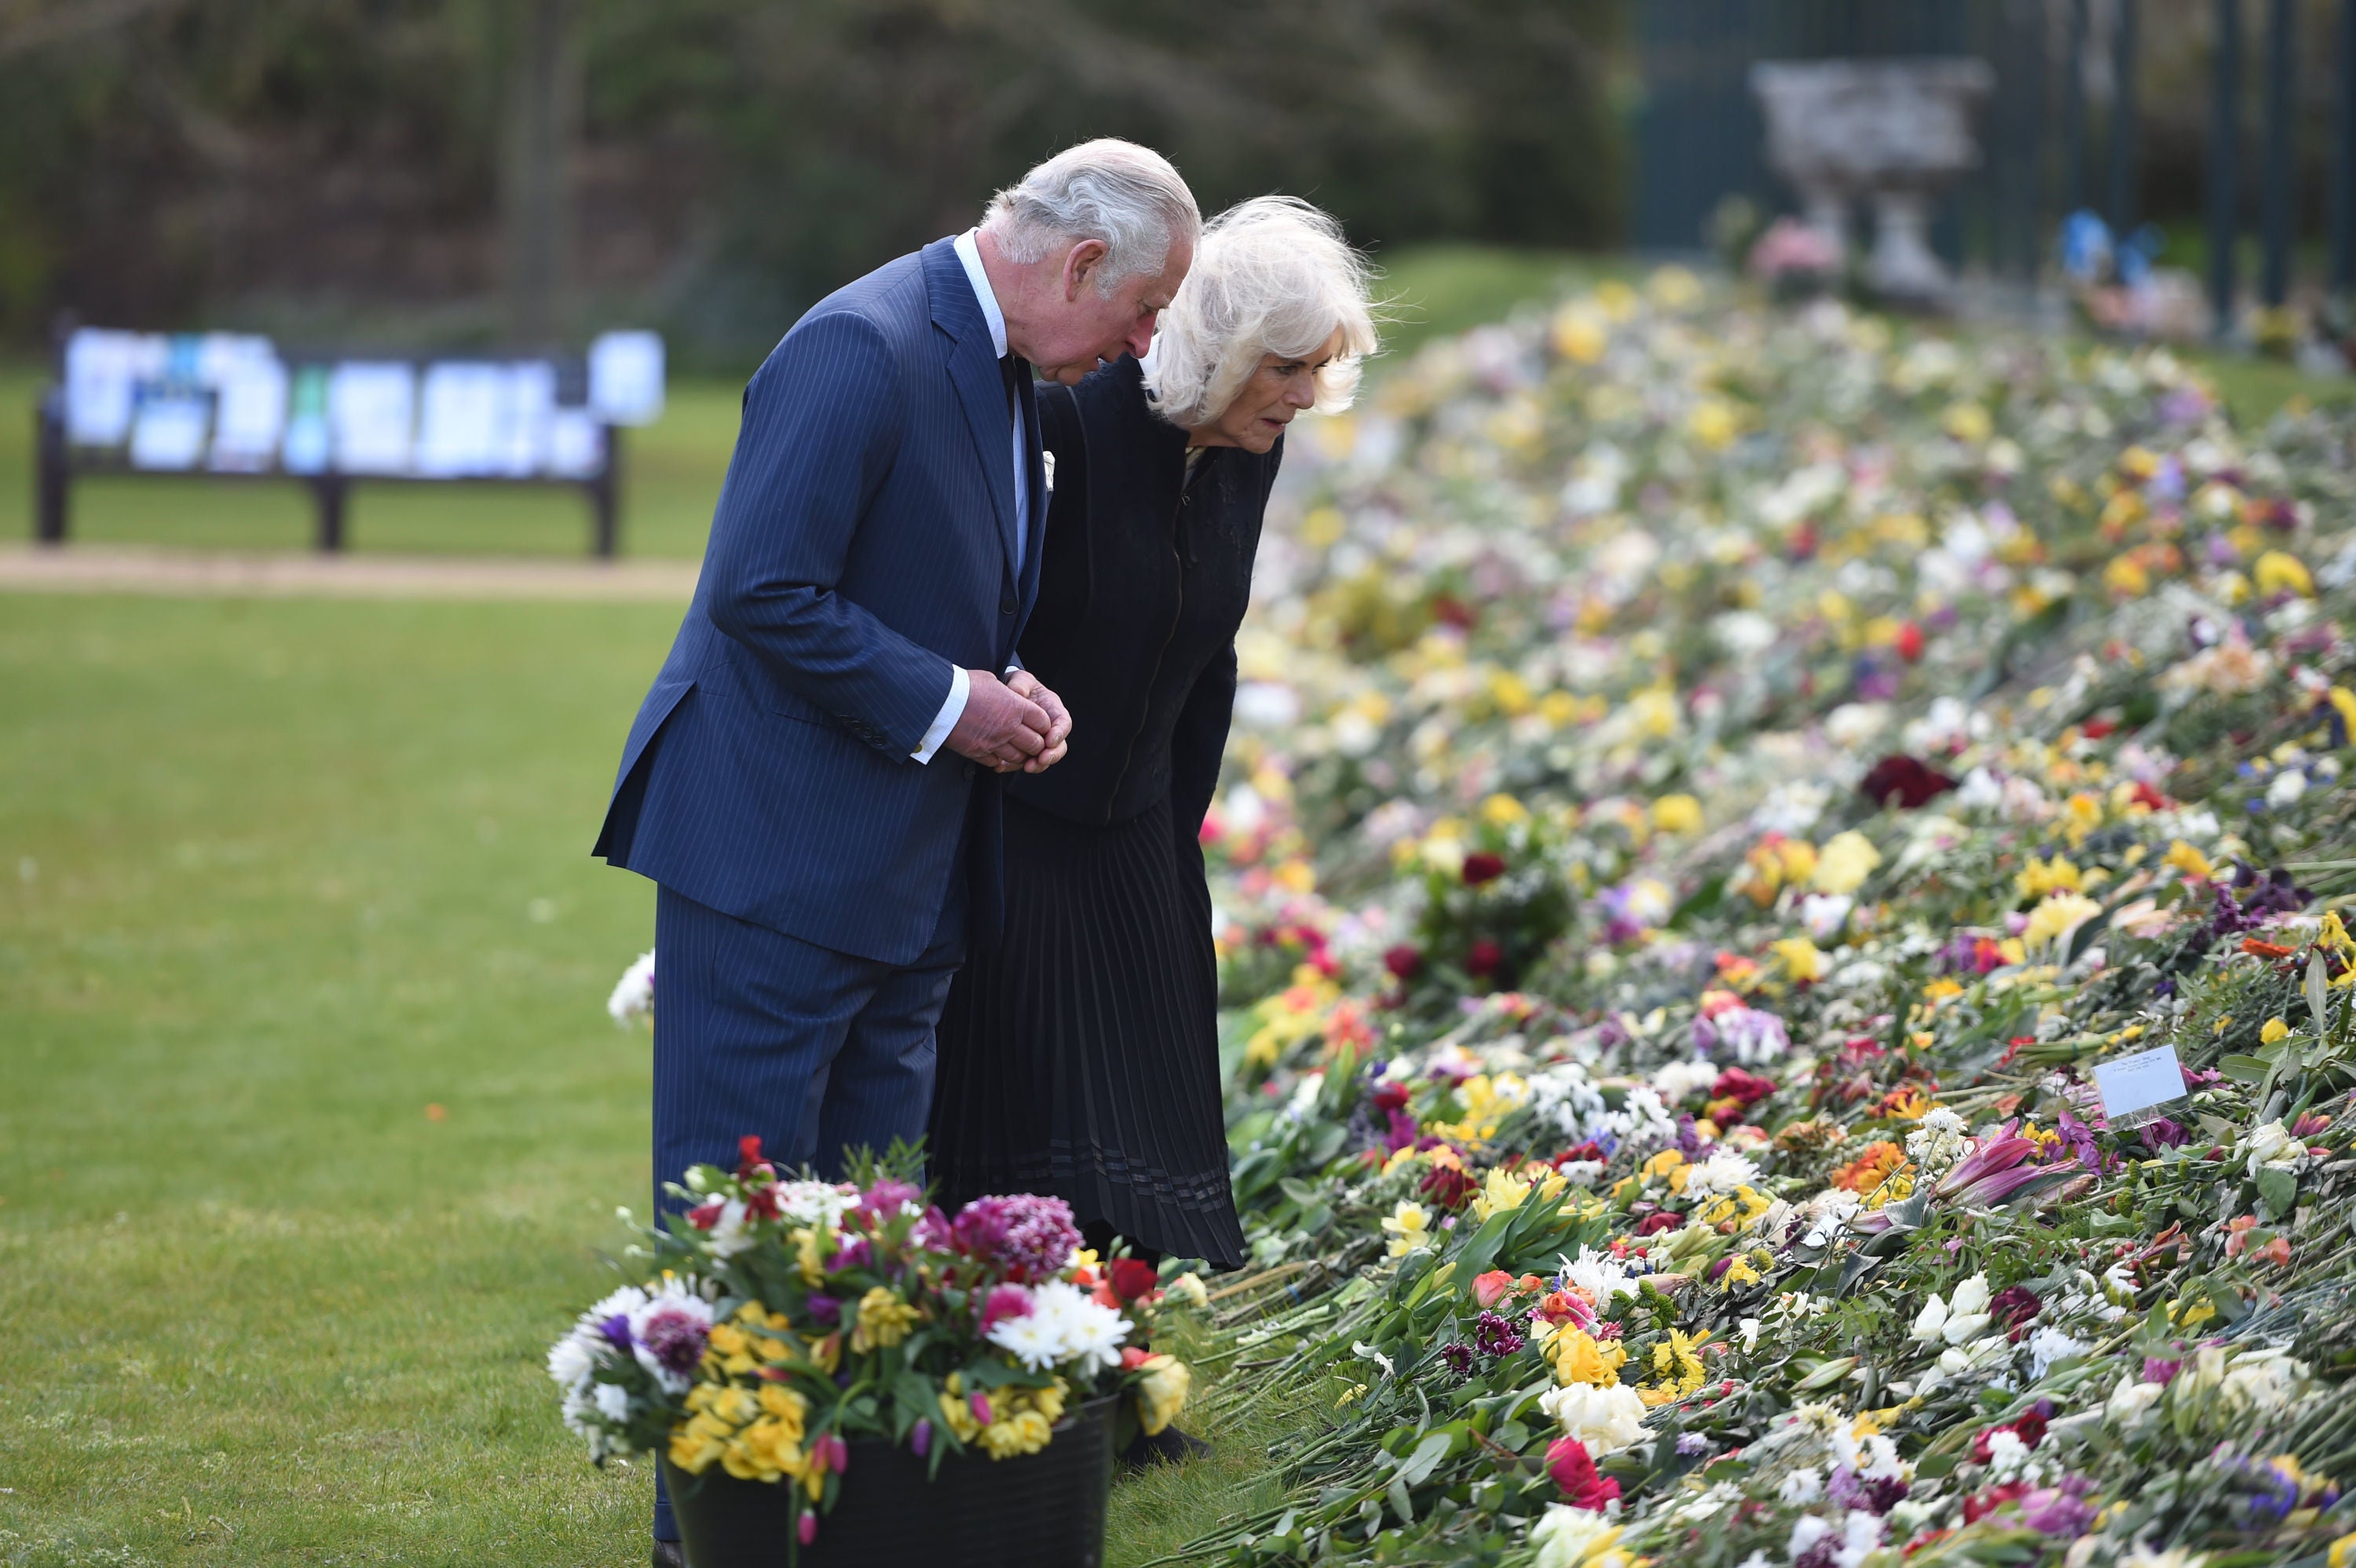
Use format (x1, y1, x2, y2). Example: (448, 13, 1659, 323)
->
(595, 138, 1195, 1563)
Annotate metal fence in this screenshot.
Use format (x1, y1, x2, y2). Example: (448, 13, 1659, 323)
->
(1633, 0, 2356, 324)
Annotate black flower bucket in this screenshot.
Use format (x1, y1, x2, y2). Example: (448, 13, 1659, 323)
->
(660, 1394, 1116, 1568)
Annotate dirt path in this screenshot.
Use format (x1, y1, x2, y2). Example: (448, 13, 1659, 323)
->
(0, 543, 699, 601)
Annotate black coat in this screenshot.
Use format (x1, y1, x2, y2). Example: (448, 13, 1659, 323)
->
(1006, 356, 1282, 834)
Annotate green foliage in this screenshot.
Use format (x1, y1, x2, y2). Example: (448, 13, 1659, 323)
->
(0, 2, 1626, 360)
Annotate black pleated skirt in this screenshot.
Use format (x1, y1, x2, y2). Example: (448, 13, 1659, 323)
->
(930, 792, 1247, 1270)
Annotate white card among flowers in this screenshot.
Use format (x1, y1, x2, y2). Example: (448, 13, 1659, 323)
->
(2090, 1043, 2187, 1126)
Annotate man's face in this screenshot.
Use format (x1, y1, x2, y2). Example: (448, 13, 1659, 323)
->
(1028, 236, 1194, 385)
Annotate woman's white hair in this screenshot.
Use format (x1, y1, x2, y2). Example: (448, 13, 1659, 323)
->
(982, 139, 1200, 295)
(1143, 196, 1379, 431)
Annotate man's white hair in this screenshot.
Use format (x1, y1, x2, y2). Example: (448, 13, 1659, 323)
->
(982, 139, 1200, 295)
(1143, 196, 1380, 430)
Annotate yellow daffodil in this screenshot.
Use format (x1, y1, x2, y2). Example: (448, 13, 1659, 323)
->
(1772, 936, 1824, 983)
(1382, 1200, 1433, 1257)
(1546, 1326, 1629, 1387)
(2015, 854, 2084, 898)
(1651, 794, 1703, 835)
(1812, 831, 1881, 895)
(849, 1285, 920, 1352)
(2022, 891, 2102, 951)
(2254, 550, 2314, 597)
(2164, 839, 2215, 881)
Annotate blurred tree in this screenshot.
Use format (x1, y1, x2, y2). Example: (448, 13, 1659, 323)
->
(0, 0, 1625, 363)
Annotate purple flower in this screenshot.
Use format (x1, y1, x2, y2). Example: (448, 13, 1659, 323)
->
(1827, 1464, 1909, 1515)
(1440, 1342, 1475, 1375)
(828, 1236, 873, 1272)
(979, 1284, 1033, 1332)
(1472, 1310, 1524, 1358)
(853, 1178, 922, 1229)
(950, 1193, 1082, 1280)
(637, 1306, 710, 1380)
(2054, 1110, 2105, 1171)
(1692, 1005, 1790, 1062)
(2018, 1475, 2098, 1537)
(2143, 1357, 2182, 1385)
(1676, 1432, 1710, 1456)
(909, 1418, 931, 1458)
(598, 1314, 634, 1352)
(2142, 1117, 2190, 1150)
(806, 1294, 842, 1328)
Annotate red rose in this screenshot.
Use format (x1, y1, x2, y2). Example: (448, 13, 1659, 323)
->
(1107, 1258, 1160, 1302)
(1371, 1080, 1412, 1113)
(1383, 944, 1425, 981)
(1465, 938, 1504, 977)
(1858, 754, 1958, 810)
(1895, 620, 1926, 662)
(1462, 853, 1508, 886)
(1710, 1066, 1777, 1106)
(1420, 1164, 1480, 1210)
(1546, 1435, 1622, 1510)
(1634, 1209, 1685, 1236)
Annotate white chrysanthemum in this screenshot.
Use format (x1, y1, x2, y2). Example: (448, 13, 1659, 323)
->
(549, 1282, 646, 1393)
(1607, 1085, 1676, 1148)
(2027, 1325, 2090, 1380)
(1679, 1149, 1762, 1201)
(560, 1382, 599, 1441)
(547, 1329, 598, 1392)
(1904, 1107, 1970, 1180)
(1651, 1058, 1718, 1105)
(986, 1299, 1066, 1372)
(1778, 1467, 1824, 1504)
(1529, 1063, 1606, 1141)
(608, 950, 656, 1026)
(990, 1281, 1131, 1374)
(593, 1382, 631, 1421)
(1559, 1245, 1640, 1306)
(1027, 1279, 1132, 1374)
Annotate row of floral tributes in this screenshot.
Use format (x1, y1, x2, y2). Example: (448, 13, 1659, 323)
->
(547, 1139, 1198, 1547)
(1176, 272, 2356, 1567)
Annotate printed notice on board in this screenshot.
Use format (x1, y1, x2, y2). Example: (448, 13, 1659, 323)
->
(2091, 1044, 2187, 1126)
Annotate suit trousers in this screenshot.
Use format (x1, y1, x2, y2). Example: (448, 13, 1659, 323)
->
(648, 872, 965, 1541)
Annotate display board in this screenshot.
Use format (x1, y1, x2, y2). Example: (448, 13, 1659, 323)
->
(38, 328, 664, 556)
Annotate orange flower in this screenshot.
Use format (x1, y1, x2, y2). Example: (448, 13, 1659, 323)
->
(1832, 1140, 1908, 1193)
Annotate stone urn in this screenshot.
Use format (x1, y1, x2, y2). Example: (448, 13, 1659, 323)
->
(1750, 58, 1995, 308)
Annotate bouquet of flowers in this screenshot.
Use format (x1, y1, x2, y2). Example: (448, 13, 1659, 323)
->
(547, 1139, 1198, 1545)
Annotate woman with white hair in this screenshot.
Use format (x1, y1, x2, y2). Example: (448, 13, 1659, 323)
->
(931, 197, 1378, 1299)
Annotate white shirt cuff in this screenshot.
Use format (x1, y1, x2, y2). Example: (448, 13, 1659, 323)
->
(912, 665, 969, 764)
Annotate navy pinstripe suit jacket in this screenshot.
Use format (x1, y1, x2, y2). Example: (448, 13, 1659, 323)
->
(594, 238, 1046, 964)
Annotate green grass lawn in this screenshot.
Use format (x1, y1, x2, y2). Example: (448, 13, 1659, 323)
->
(0, 594, 1293, 1566)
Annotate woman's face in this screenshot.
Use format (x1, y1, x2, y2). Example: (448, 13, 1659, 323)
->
(1194, 327, 1347, 453)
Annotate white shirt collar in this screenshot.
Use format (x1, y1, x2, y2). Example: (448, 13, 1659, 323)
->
(952, 229, 1010, 360)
